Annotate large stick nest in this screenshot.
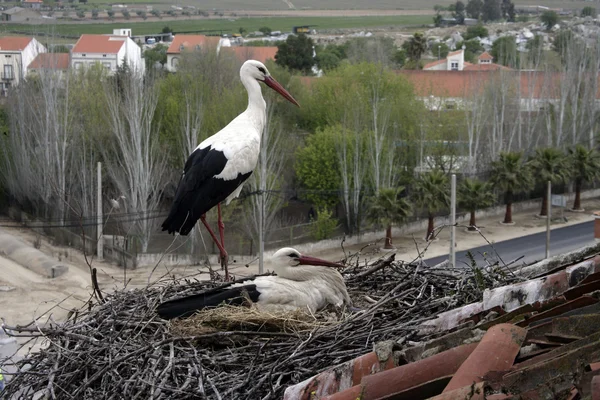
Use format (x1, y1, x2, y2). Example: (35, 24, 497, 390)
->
(1, 250, 522, 399)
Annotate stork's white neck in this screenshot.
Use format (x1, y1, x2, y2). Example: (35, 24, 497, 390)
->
(241, 73, 267, 114)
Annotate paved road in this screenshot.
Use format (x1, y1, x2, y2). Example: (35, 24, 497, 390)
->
(424, 220, 595, 268)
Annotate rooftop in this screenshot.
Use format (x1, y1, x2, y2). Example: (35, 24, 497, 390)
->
(72, 34, 127, 55)
(28, 53, 70, 70)
(0, 36, 33, 51)
(166, 34, 221, 54)
(221, 46, 278, 64)
(284, 244, 600, 399)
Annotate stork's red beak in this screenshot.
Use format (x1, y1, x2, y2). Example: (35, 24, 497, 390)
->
(263, 76, 300, 107)
(297, 255, 344, 269)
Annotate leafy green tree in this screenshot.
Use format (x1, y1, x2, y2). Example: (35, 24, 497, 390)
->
(295, 126, 340, 209)
(393, 49, 407, 67)
(162, 26, 173, 33)
(466, 0, 483, 19)
(275, 34, 314, 74)
(568, 145, 600, 210)
(239, 27, 247, 36)
(526, 34, 544, 66)
(431, 42, 450, 59)
(402, 32, 427, 62)
(143, 43, 168, 69)
(581, 6, 597, 17)
(315, 50, 341, 72)
(310, 208, 339, 240)
(482, 0, 501, 21)
(367, 187, 411, 249)
(75, 10, 85, 18)
(501, 0, 515, 21)
(259, 26, 272, 36)
(458, 178, 494, 231)
(491, 36, 519, 67)
(464, 24, 489, 40)
(91, 9, 99, 19)
(106, 9, 114, 19)
(411, 170, 449, 241)
(541, 10, 558, 30)
(182, 10, 191, 17)
(50, 44, 70, 53)
(151, 9, 161, 18)
(122, 10, 130, 19)
(433, 14, 443, 27)
(528, 148, 570, 216)
(456, 39, 484, 63)
(453, 0, 466, 23)
(491, 152, 532, 224)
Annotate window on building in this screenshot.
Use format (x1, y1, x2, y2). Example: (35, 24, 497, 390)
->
(451, 61, 459, 70)
(102, 62, 111, 69)
(3, 64, 13, 80)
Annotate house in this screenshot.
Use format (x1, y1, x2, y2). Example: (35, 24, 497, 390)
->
(70, 34, 144, 75)
(424, 49, 512, 72)
(21, 0, 43, 9)
(166, 35, 221, 72)
(423, 49, 467, 71)
(28, 53, 70, 77)
(0, 36, 46, 95)
(1, 6, 42, 22)
(221, 46, 278, 65)
(397, 70, 600, 111)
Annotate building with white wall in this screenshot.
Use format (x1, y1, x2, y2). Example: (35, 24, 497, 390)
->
(0, 36, 46, 95)
(71, 34, 144, 75)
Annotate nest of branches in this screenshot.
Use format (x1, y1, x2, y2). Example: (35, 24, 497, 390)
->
(1, 249, 522, 400)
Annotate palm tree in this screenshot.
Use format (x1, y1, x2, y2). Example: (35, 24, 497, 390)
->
(411, 170, 450, 241)
(528, 148, 571, 216)
(490, 152, 532, 224)
(403, 32, 427, 61)
(568, 145, 600, 211)
(367, 187, 412, 249)
(458, 178, 495, 231)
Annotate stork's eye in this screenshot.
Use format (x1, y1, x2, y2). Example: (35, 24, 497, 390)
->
(258, 67, 266, 74)
(288, 252, 298, 258)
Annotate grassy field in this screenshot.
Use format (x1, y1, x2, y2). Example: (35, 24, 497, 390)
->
(2, 15, 433, 36)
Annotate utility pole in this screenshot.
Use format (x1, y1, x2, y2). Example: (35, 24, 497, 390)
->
(97, 162, 103, 261)
(546, 180, 551, 259)
(450, 174, 456, 268)
(258, 191, 264, 274)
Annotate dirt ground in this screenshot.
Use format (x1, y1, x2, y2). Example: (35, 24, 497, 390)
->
(1, 198, 598, 330)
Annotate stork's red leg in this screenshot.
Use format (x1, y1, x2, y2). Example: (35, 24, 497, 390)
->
(200, 214, 229, 280)
(217, 203, 229, 279)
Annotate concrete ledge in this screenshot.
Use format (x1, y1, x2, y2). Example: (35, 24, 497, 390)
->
(0, 232, 68, 278)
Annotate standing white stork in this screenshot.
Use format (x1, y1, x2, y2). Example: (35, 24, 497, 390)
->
(156, 247, 353, 319)
(161, 60, 299, 277)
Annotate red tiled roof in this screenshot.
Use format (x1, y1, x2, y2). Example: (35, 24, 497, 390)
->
(0, 36, 33, 51)
(423, 58, 446, 69)
(23, 0, 43, 3)
(72, 34, 126, 54)
(166, 35, 220, 54)
(397, 70, 600, 99)
(447, 49, 463, 57)
(222, 46, 278, 64)
(284, 253, 600, 399)
(463, 63, 512, 71)
(479, 51, 494, 60)
(29, 53, 69, 70)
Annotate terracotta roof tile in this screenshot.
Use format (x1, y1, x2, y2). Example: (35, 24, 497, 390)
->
(285, 252, 600, 400)
(0, 36, 33, 51)
(479, 51, 494, 60)
(72, 34, 126, 54)
(28, 53, 69, 70)
(463, 63, 512, 71)
(423, 58, 446, 69)
(222, 46, 278, 64)
(447, 49, 463, 57)
(166, 35, 220, 54)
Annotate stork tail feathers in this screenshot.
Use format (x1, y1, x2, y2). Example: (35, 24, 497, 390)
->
(161, 207, 196, 236)
(157, 285, 260, 320)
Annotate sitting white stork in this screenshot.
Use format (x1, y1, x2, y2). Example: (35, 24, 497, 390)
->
(156, 247, 353, 320)
(161, 60, 300, 278)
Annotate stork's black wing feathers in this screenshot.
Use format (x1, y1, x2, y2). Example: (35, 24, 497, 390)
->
(156, 284, 261, 320)
(161, 145, 251, 235)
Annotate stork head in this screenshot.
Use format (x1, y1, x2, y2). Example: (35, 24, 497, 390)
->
(271, 247, 345, 270)
(240, 60, 300, 107)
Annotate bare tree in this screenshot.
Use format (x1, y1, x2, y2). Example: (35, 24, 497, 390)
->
(104, 72, 167, 252)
